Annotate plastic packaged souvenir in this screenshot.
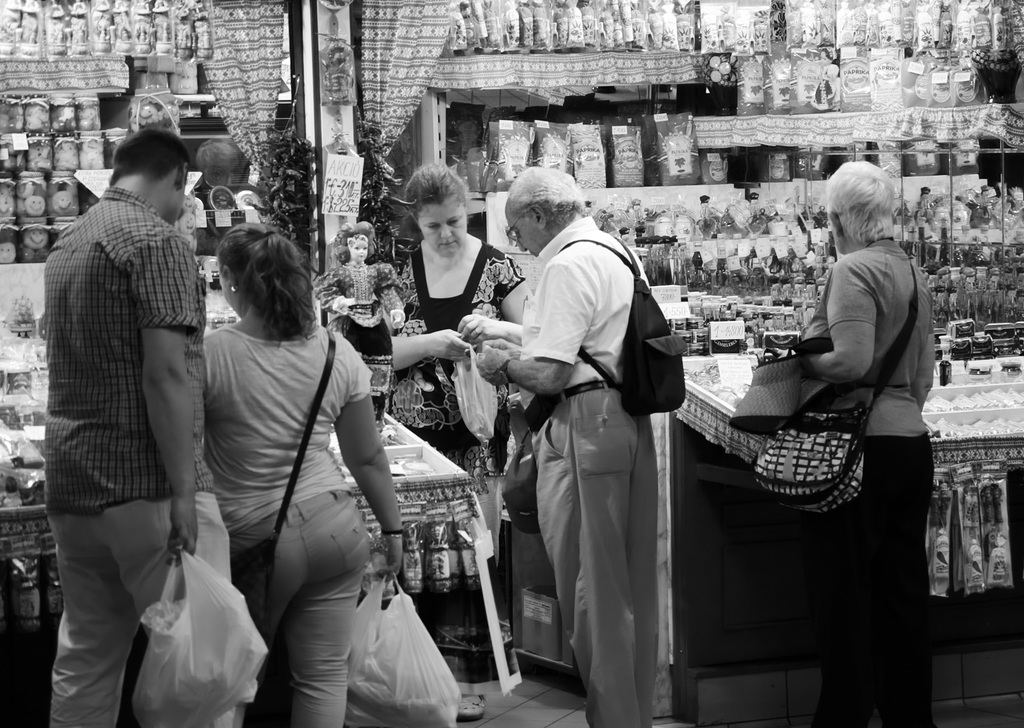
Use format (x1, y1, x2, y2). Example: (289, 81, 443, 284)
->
(839, 46, 871, 112)
(735, 3, 770, 55)
(453, 501, 481, 590)
(174, 0, 194, 60)
(901, 55, 933, 109)
(48, 174, 79, 217)
(532, 120, 571, 173)
(22, 97, 49, 133)
(425, 504, 454, 593)
(194, 1, 212, 60)
(130, 92, 180, 133)
(0, 97, 24, 133)
(91, 0, 114, 54)
(0, 137, 24, 174)
(19, 0, 42, 59)
(0, 222, 16, 263)
(47, 1, 70, 58)
(400, 503, 426, 595)
(153, 0, 173, 54)
(113, 0, 132, 54)
(764, 149, 792, 181)
(789, 47, 839, 114)
(10, 556, 41, 632)
(25, 135, 51, 173)
(926, 62, 955, 108)
(647, 112, 699, 185)
(914, 0, 944, 51)
(0, 0, 22, 57)
(15, 172, 46, 219)
(578, 0, 598, 48)
(68, 0, 90, 55)
(0, 176, 14, 216)
(738, 54, 766, 115)
(533, 0, 553, 51)
(977, 461, 1013, 590)
(951, 139, 980, 175)
(568, 123, 606, 189)
(320, 37, 356, 106)
(488, 119, 533, 191)
(701, 149, 730, 184)
(132, 0, 154, 56)
(53, 137, 79, 172)
(869, 48, 903, 112)
(927, 471, 953, 597)
(764, 46, 792, 113)
(787, 0, 832, 48)
(701, 0, 738, 53)
(674, 0, 695, 51)
(20, 222, 49, 261)
(609, 125, 643, 188)
(955, 465, 985, 595)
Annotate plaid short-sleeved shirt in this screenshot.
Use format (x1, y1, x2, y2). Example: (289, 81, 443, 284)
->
(45, 187, 214, 515)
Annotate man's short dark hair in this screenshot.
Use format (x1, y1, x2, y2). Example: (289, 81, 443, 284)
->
(110, 128, 190, 188)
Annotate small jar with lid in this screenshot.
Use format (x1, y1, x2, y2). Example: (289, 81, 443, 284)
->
(15, 172, 47, 219)
(25, 136, 53, 173)
(75, 95, 101, 132)
(53, 136, 79, 172)
(50, 96, 77, 134)
(0, 175, 15, 217)
(0, 97, 24, 133)
(22, 98, 51, 133)
(77, 133, 105, 170)
(48, 174, 79, 218)
(0, 222, 17, 264)
(104, 129, 126, 168)
(0, 136, 25, 174)
(19, 223, 51, 263)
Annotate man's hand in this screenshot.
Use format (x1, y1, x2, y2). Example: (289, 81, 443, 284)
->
(478, 343, 514, 386)
(431, 330, 473, 361)
(458, 313, 501, 346)
(168, 493, 198, 557)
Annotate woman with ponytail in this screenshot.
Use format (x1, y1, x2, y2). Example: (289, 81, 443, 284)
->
(203, 223, 403, 727)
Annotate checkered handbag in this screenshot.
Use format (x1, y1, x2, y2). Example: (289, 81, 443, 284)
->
(753, 250, 920, 513)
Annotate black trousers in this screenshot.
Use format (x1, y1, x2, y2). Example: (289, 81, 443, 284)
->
(801, 435, 936, 728)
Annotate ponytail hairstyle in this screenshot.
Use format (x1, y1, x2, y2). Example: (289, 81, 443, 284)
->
(216, 223, 317, 340)
(334, 220, 377, 265)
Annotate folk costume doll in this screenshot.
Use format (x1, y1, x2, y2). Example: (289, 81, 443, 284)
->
(316, 222, 405, 422)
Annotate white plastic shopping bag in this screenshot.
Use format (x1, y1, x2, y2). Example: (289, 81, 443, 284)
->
(133, 551, 269, 728)
(454, 348, 498, 442)
(346, 578, 461, 728)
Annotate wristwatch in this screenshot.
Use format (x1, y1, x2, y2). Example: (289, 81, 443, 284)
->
(499, 356, 512, 383)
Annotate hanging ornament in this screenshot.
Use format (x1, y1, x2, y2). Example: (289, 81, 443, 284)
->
(320, 35, 356, 107)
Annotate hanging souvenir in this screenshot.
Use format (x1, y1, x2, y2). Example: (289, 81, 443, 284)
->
(579, 0, 597, 48)
(675, 0, 695, 51)
(503, 0, 521, 49)
(69, 1, 90, 56)
(19, 0, 42, 59)
(0, 0, 22, 57)
(321, 36, 356, 106)
(533, 0, 553, 51)
(48, 1, 70, 58)
(928, 472, 953, 597)
(92, 0, 114, 54)
(113, 0, 132, 54)
(152, 0, 172, 54)
(483, 0, 505, 51)
(132, 0, 153, 56)
(174, 0, 194, 60)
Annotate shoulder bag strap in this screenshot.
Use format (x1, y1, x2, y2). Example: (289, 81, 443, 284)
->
(560, 239, 640, 388)
(271, 332, 337, 538)
(869, 254, 920, 404)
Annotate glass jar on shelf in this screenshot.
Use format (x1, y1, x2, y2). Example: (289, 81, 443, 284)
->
(19, 223, 51, 263)
(53, 136, 79, 172)
(47, 174, 79, 218)
(77, 133, 105, 170)
(104, 129, 126, 168)
(0, 136, 25, 174)
(75, 95, 101, 132)
(25, 136, 53, 173)
(0, 222, 16, 264)
(0, 175, 14, 217)
(50, 96, 77, 134)
(0, 97, 24, 133)
(22, 98, 50, 134)
(14, 172, 47, 220)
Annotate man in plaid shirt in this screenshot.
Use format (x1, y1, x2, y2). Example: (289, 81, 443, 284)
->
(45, 128, 233, 727)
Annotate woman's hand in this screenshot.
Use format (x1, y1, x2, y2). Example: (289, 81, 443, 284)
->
(384, 533, 403, 575)
(431, 329, 473, 361)
(458, 313, 505, 346)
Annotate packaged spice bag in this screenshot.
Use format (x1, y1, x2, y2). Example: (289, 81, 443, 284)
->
(608, 124, 644, 188)
(10, 556, 41, 633)
(426, 503, 455, 593)
(927, 469, 953, 597)
(700, 0, 739, 54)
(453, 500, 481, 591)
(951, 63, 984, 107)
(977, 461, 1013, 590)
(488, 119, 534, 191)
(401, 503, 426, 595)
(737, 55, 767, 115)
(790, 47, 840, 113)
(646, 112, 700, 185)
(956, 465, 986, 596)
(869, 47, 903, 112)
(735, 4, 770, 55)
(786, 0, 833, 49)
(901, 55, 935, 109)
(533, 120, 571, 174)
(763, 45, 792, 114)
(839, 46, 872, 112)
(569, 123, 607, 189)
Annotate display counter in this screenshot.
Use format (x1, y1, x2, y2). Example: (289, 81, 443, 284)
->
(672, 379, 1024, 726)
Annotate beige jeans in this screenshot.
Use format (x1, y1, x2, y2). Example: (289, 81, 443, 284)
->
(48, 492, 232, 728)
(535, 389, 659, 728)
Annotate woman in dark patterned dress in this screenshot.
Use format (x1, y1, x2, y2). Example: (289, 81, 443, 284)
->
(391, 163, 527, 721)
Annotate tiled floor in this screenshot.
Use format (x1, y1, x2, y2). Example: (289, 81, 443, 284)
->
(471, 675, 1024, 728)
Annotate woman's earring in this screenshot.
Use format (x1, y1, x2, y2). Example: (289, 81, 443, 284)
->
(230, 285, 237, 292)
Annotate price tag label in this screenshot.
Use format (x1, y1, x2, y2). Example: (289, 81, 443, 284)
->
(659, 301, 691, 320)
(737, 240, 751, 258)
(953, 71, 971, 83)
(612, 125, 627, 135)
(649, 195, 666, 206)
(499, 119, 513, 130)
(11, 133, 28, 151)
(214, 210, 232, 227)
(951, 361, 967, 377)
(727, 254, 743, 271)
(908, 61, 926, 75)
(810, 228, 823, 245)
(654, 113, 668, 122)
(23, 425, 44, 441)
(0, 148, 7, 161)
(708, 152, 721, 161)
(74, 169, 114, 197)
(709, 320, 745, 341)
(195, 201, 207, 228)
(717, 357, 754, 390)
(932, 71, 949, 84)
(755, 238, 773, 259)
(184, 171, 203, 195)
(244, 208, 261, 223)
(536, 120, 550, 129)
(716, 241, 730, 259)
(791, 238, 809, 256)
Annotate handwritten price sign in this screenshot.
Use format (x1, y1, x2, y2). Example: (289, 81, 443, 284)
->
(322, 153, 364, 217)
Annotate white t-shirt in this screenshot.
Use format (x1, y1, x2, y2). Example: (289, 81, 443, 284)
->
(204, 327, 371, 534)
(522, 217, 643, 388)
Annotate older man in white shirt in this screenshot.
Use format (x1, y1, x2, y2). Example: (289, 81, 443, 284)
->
(478, 168, 658, 728)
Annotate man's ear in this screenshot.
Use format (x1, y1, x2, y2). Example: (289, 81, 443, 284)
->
(173, 163, 187, 191)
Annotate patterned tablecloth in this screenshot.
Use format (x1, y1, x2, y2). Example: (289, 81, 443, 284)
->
(0, 56, 130, 94)
(677, 381, 1024, 468)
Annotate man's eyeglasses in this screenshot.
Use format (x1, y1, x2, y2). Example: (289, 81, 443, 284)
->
(505, 210, 526, 245)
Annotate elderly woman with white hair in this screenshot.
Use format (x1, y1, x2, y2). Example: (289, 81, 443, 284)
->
(799, 161, 936, 728)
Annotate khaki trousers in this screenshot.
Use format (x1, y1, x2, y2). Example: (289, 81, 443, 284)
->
(535, 389, 659, 728)
(48, 492, 232, 728)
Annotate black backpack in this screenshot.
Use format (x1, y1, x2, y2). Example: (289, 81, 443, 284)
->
(564, 239, 687, 416)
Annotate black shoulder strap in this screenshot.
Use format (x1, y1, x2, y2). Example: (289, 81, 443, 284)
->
(870, 255, 919, 404)
(272, 332, 336, 537)
(560, 239, 642, 388)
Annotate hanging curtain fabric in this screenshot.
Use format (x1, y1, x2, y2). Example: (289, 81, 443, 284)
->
(362, 0, 450, 152)
(204, 0, 286, 170)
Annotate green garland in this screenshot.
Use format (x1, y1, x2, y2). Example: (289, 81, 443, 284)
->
(259, 126, 316, 261)
(357, 119, 401, 265)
